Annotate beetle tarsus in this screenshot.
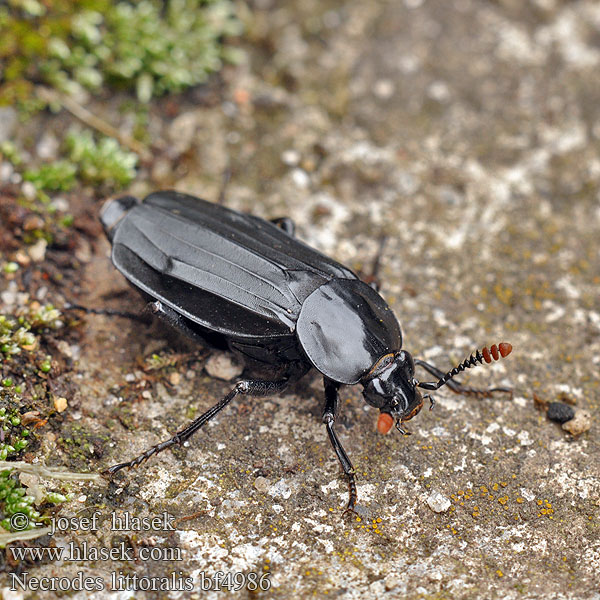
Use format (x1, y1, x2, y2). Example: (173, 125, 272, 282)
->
(342, 477, 358, 516)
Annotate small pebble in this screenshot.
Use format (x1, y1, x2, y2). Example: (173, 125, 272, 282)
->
(268, 479, 292, 500)
(562, 409, 592, 436)
(547, 402, 575, 424)
(28, 239, 47, 262)
(57, 340, 73, 358)
(168, 372, 181, 386)
(50, 197, 69, 212)
(290, 168, 310, 189)
(14, 250, 31, 267)
(36, 132, 59, 160)
(23, 214, 45, 231)
(254, 476, 271, 493)
(0, 162, 13, 182)
(373, 78, 395, 100)
(427, 490, 451, 513)
(22, 181, 37, 200)
(281, 149, 301, 166)
(205, 352, 243, 381)
(54, 396, 68, 413)
(384, 574, 403, 591)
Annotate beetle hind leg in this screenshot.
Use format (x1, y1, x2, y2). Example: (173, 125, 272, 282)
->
(63, 302, 150, 323)
(322, 378, 358, 515)
(414, 358, 512, 398)
(103, 377, 293, 476)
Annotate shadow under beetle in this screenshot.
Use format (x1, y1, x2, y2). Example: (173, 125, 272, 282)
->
(98, 191, 512, 512)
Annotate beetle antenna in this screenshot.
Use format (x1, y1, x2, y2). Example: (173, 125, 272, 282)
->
(417, 342, 512, 391)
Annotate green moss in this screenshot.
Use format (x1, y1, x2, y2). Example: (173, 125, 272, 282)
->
(17, 129, 138, 194)
(0, 405, 30, 460)
(65, 129, 137, 187)
(2, 262, 19, 274)
(0, 141, 23, 166)
(0, 0, 242, 105)
(0, 469, 40, 531)
(0, 467, 73, 535)
(0, 303, 64, 460)
(59, 424, 109, 467)
(0, 315, 36, 357)
(23, 160, 77, 192)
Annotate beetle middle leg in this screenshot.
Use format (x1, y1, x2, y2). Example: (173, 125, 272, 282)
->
(360, 235, 387, 292)
(103, 376, 294, 476)
(414, 359, 512, 398)
(322, 377, 358, 514)
(270, 217, 296, 236)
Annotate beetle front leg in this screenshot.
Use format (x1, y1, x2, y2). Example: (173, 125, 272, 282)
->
(322, 378, 358, 514)
(415, 358, 512, 398)
(103, 377, 292, 476)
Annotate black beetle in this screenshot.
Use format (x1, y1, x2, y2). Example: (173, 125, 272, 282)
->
(98, 191, 512, 511)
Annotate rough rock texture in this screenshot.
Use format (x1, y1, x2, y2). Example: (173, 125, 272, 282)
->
(1, 1, 599, 599)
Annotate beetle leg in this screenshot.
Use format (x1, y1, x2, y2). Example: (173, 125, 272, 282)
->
(322, 378, 358, 515)
(63, 302, 149, 323)
(103, 377, 292, 476)
(217, 165, 232, 205)
(270, 217, 296, 237)
(360, 235, 387, 292)
(414, 359, 512, 398)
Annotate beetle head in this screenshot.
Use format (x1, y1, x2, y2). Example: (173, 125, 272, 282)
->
(362, 351, 423, 433)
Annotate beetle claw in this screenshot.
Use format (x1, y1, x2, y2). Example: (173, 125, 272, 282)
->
(395, 420, 411, 435)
